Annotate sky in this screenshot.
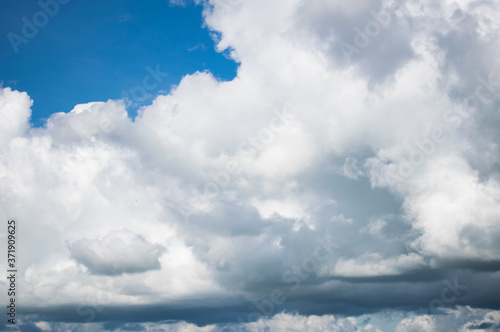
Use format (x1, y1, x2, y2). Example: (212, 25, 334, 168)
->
(0, 0, 237, 126)
(0, 0, 500, 331)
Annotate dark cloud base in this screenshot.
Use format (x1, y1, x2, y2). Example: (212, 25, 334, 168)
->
(11, 268, 500, 328)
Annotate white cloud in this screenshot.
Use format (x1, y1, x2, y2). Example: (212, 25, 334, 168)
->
(0, 0, 500, 327)
(68, 229, 167, 275)
(336, 157, 365, 180)
(241, 312, 383, 332)
(330, 253, 426, 278)
(405, 154, 500, 260)
(19, 308, 500, 331)
(395, 315, 437, 332)
(396, 307, 500, 332)
(0, 87, 31, 145)
(360, 219, 387, 237)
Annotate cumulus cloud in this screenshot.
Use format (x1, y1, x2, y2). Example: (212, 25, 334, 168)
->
(68, 230, 167, 275)
(4, 308, 500, 331)
(0, 87, 31, 145)
(1, 0, 500, 330)
(396, 307, 500, 332)
(239, 312, 384, 332)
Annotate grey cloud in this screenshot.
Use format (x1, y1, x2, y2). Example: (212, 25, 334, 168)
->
(68, 230, 166, 275)
(296, 0, 416, 84)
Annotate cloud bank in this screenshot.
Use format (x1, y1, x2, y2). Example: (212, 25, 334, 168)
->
(1, 0, 500, 330)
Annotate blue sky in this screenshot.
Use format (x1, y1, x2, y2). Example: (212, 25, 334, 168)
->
(0, 0, 237, 126)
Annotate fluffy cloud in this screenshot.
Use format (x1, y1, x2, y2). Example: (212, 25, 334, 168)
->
(238, 312, 384, 332)
(0, 87, 31, 145)
(0, 0, 499, 329)
(5, 308, 500, 331)
(395, 307, 500, 332)
(68, 229, 167, 275)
